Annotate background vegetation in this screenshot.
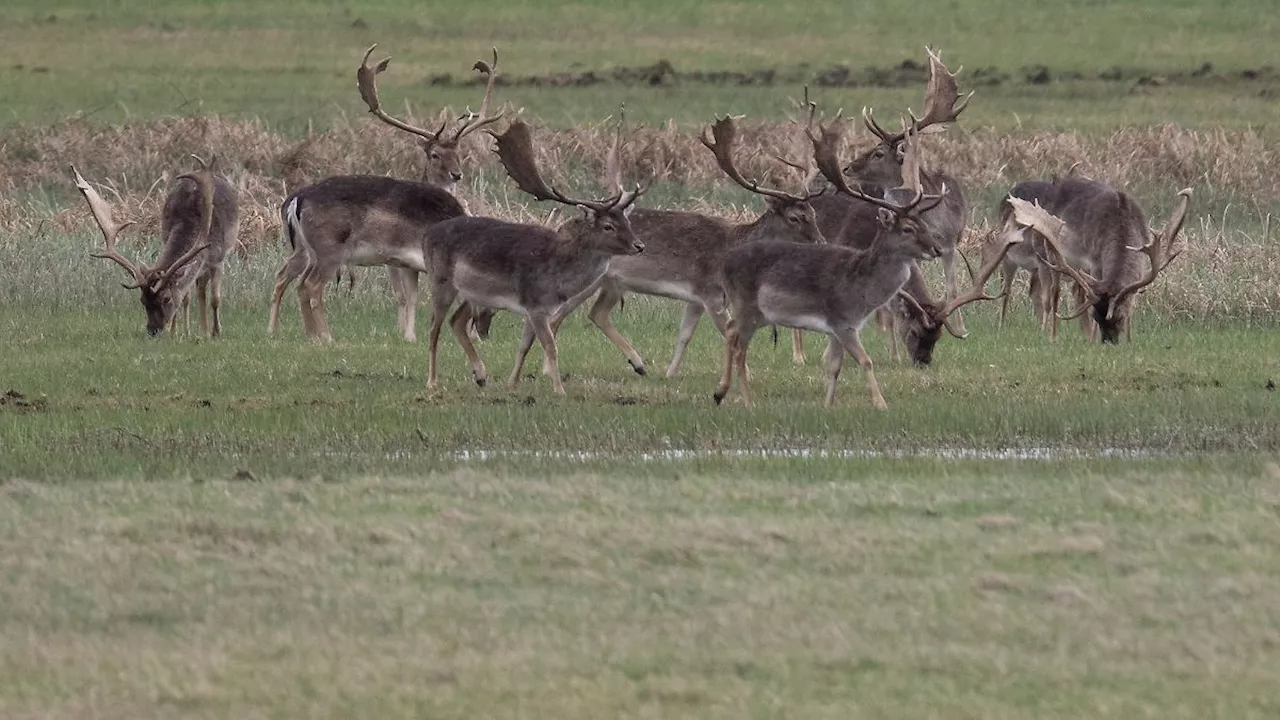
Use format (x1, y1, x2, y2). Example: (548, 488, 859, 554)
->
(1, 1, 1278, 716)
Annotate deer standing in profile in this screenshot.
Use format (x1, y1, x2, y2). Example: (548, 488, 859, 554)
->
(713, 117, 1018, 409)
(808, 47, 972, 345)
(423, 118, 647, 394)
(72, 157, 240, 337)
(540, 110, 824, 378)
(1005, 182, 1192, 343)
(266, 45, 502, 341)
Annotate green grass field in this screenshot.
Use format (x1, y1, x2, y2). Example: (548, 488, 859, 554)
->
(3, 0, 1280, 717)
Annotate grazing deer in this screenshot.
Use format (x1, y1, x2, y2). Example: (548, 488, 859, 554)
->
(1005, 180, 1192, 343)
(424, 118, 647, 394)
(989, 179, 1056, 331)
(713, 118, 1017, 409)
(72, 157, 239, 337)
(544, 111, 825, 378)
(833, 47, 973, 335)
(266, 45, 501, 341)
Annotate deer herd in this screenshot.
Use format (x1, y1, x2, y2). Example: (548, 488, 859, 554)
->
(71, 45, 1193, 409)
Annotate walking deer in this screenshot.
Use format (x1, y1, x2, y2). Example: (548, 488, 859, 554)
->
(830, 47, 973, 335)
(713, 118, 1018, 409)
(1004, 180, 1192, 343)
(73, 157, 239, 337)
(544, 111, 824, 378)
(266, 45, 501, 341)
(424, 118, 647, 394)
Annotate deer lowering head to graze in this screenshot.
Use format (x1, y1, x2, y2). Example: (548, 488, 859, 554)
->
(1005, 180, 1192, 344)
(542, 108, 825, 378)
(713, 116, 1017, 409)
(830, 47, 973, 334)
(266, 45, 500, 341)
(423, 118, 646, 394)
(73, 157, 239, 337)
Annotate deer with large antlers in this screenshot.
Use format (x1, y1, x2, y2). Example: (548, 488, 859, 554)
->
(820, 47, 973, 337)
(713, 116, 1018, 409)
(423, 118, 647, 394)
(537, 108, 825, 378)
(1004, 180, 1192, 343)
(266, 45, 501, 341)
(73, 157, 239, 337)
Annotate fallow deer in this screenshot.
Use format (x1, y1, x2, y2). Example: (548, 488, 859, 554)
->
(1005, 181, 1192, 343)
(266, 45, 501, 341)
(990, 179, 1056, 331)
(832, 47, 973, 335)
(424, 118, 647, 394)
(713, 118, 1017, 409)
(544, 111, 825, 378)
(73, 157, 239, 337)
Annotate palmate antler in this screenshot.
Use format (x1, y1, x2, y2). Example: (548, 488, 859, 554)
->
(490, 118, 646, 214)
(72, 156, 217, 291)
(357, 44, 503, 146)
(1108, 188, 1192, 318)
(1006, 196, 1104, 320)
(700, 115, 818, 204)
(809, 114, 946, 215)
(864, 47, 973, 147)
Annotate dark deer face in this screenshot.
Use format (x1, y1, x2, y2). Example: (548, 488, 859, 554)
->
(843, 140, 904, 191)
(757, 197, 825, 245)
(591, 207, 644, 255)
(420, 139, 464, 189)
(877, 207, 942, 261)
(1091, 294, 1133, 344)
(139, 283, 182, 337)
(893, 298, 945, 366)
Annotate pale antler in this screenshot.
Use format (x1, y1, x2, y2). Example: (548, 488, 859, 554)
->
(864, 46, 973, 146)
(356, 44, 446, 143)
(490, 118, 645, 214)
(774, 86, 822, 191)
(1108, 187, 1192, 318)
(72, 165, 148, 289)
(602, 104, 626, 196)
(700, 115, 813, 204)
(1005, 196, 1101, 319)
(937, 240, 1022, 338)
(448, 47, 504, 143)
(152, 154, 218, 291)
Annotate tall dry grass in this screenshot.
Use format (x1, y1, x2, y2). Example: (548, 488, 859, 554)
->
(1, 114, 1276, 317)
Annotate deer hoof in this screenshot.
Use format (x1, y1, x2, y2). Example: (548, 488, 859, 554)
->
(474, 376, 487, 388)
(712, 391, 725, 406)
(630, 361, 646, 377)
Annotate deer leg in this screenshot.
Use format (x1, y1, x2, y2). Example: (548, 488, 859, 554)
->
(837, 327, 887, 410)
(1047, 274, 1062, 341)
(586, 282, 646, 376)
(508, 318, 539, 387)
(877, 308, 900, 362)
(299, 274, 334, 343)
(705, 299, 751, 383)
(667, 302, 704, 378)
(387, 267, 407, 337)
(394, 268, 420, 342)
(529, 314, 566, 395)
(822, 334, 845, 408)
(713, 321, 738, 406)
(268, 250, 306, 335)
(734, 326, 755, 408)
(196, 277, 209, 337)
(449, 302, 487, 387)
(790, 329, 807, 365)
(209, 266, 224, 338)
(426, 287, 456, 391)
(998, 265, 1017, 328)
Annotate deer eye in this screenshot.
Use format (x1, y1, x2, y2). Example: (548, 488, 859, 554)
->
(873, 148, 885, 158)
(429, 152, 440, 160)
(903, 225, 916, 234)
(787, 215, 799, 224)
(602, 224, 615, 233)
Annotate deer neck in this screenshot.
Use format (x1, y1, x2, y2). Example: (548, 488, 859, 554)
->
(732, 214, 779, 245)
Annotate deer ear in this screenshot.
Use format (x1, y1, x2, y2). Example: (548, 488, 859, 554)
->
(577, 204, 596, 222)
(763, 195, 784, 211)
(894, 142, 906, 162)
(877, 207, 897, 229)
(418, 138, 436, 152)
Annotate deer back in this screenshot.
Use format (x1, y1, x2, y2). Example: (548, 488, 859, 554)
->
(158, 175, 239, 283)
(1041, 177, 1149, 293)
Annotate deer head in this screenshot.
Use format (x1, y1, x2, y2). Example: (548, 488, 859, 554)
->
(357, 44, 503, 191)
(490, 117, 647, 257)
(845, 47, 972, 190)
(700, 111, 825, 246)
(73, 157, 217, 336)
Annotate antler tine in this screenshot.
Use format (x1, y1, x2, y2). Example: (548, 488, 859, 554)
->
(602, 104, 626, 196)
(357, 44, 443, 142)
(700, 115, 805, 203)
(1006, 196, 1100, 305)
(490, 118, 616, 211)
(861, 106, 897, 145)
(808, 115, 905, 213)
(939, 241, 1019, 332)
(1109, 187, 1192, 316)
(72, 165, 147, 288)
(783, 85, 823, 192)
(452, 47, 505, 142)
(908, 46, 973, 133)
